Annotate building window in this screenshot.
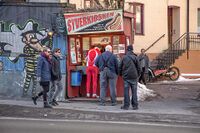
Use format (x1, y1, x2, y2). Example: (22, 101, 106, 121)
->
(132, 3, 144, 35)
(84, 0, 93, 9)
(198, 9, 200, 33)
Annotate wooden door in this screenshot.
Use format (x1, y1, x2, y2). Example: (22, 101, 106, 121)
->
(168, 8, 173, 46)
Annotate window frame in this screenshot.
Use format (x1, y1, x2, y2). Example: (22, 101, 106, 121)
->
(130, 2, 144, 35)
(198, 8, 200, 33)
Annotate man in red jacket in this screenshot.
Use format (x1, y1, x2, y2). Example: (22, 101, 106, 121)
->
(86, 46, 101, 98)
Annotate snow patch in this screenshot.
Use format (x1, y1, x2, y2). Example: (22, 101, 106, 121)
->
(137, 83, 157, 101)
(176, 76, 200, 82)
(158, 76, 200, 83)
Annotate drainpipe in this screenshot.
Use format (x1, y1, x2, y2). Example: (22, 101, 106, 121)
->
(186, 0, 189, 59)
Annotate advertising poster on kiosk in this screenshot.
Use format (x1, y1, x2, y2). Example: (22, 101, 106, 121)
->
(65, 10, 124, 65)
(64, 10, 123, 35)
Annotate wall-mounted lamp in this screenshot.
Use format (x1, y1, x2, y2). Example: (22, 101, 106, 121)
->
(48, 31, 54, 37)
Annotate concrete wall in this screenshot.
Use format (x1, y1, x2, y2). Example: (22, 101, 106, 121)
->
(173, 51, 200, 75)
(146, 50, 200, 76)
(189, 0, 200, 32)
(0, 3, 67, 99)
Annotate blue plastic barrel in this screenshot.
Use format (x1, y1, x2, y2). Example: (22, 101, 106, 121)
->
(71, 70, 82, 86)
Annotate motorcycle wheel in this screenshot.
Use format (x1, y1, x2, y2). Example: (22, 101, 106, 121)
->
(168, 66, 180, 81)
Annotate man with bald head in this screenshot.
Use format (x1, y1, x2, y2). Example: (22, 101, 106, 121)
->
(95, 45, 118, 106)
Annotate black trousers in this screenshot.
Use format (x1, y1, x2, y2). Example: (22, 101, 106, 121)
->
(139, 67, 146, 85)
(38, 81, 50, 102)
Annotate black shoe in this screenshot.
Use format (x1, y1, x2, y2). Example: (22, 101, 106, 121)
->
(111, 102, 117, 106)
(44, 102, 53, 108)
(44, 104, 53, 108)
(121, 106, 129, 110)
(52, 99, 59, 105)
(50, 101, 57, 106)
(99, 102, 106, 106)
(32, 96, 38, 105)
(132, 106, 138, 110)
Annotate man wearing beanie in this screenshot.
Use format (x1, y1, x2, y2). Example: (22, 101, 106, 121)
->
(119, 45, 141, 110)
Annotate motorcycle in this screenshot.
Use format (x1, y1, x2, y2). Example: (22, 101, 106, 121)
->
(147, 66, 180, 82)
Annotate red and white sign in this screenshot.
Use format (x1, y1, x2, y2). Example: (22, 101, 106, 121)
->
(64, 10, 123, 35)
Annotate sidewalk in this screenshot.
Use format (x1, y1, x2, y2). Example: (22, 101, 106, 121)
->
(0, 97, 200, 125)
(0, 97, 199, 114)
(0, 81, 200, 125)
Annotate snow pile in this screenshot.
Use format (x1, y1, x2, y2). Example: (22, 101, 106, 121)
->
(160, 76, 200, 83)
(176, 76, 200, 82)
(137, 83, 157, 101)
(136, 76, 200, 101)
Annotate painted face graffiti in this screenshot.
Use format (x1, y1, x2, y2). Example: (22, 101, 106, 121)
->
(0, 21, 52, 97)
(21, 26, 45, 52)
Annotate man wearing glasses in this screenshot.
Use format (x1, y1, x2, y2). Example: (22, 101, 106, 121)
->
(32, 47, 52, 108)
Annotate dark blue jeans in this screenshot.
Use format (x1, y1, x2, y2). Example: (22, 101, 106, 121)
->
(123, 80, 138, 108)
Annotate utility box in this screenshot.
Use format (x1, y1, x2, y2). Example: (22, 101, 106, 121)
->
(70, 70, 82, 86)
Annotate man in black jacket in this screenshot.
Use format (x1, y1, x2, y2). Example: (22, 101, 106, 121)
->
(49, 48, 63, 106)
(119, 45, 141, 110)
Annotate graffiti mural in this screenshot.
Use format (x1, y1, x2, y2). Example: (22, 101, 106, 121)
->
(0, 20, 52, 97)
(0, 61, 3, 71)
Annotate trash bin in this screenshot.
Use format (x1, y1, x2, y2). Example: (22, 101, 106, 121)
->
(71, 70, 82, 86)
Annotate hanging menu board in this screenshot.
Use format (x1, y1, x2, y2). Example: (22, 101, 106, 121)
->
(70, 38, 77, 64)
(69, 37, 82, 65)
(76, 39, 82, 63)
(118, 44, 125, 54)
(113, 36, 119, 54)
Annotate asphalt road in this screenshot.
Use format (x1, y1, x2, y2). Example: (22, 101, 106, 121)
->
(0, 117, 200, 133)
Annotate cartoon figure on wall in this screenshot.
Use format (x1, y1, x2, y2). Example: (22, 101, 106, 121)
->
(21, 22, 53, 96)
(0, 20, 53, 97)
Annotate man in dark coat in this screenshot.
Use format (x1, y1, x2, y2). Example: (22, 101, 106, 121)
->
(49, 48, 63, 106)
(119, 45, 141, 110)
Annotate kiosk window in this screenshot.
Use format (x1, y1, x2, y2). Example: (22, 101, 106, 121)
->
(69, 37, 82, 65)
(69, 38, 77, 64)
(91, 36, 111, 53)
(82, 37, 90, 59)
(91, 37, 111, 45)
(76, 39, 82, 63)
